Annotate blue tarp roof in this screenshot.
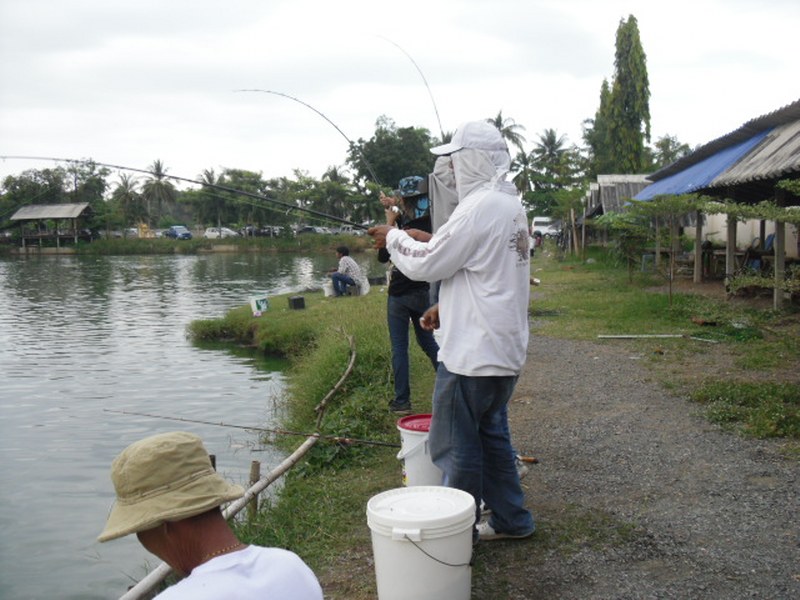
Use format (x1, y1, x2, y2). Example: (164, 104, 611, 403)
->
(634, 128, 772, 200)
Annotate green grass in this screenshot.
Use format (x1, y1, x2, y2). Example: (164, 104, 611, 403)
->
(188, 242, 800, 598)
(532, 245, 799, 369)
(690, 381, 800, 439)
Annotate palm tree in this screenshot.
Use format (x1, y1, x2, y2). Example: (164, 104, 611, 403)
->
(198, 168, 227, 229)
(511, 151, 534, 197)
(141, 159, 177, 227)
(111, 173, 144, 230)
(531, 128, 568, 166)
(486, 111, 527, 153)
(322, 165, 349, 184)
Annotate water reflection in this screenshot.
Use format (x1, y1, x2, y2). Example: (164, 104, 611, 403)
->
(0, 251, 372, 600)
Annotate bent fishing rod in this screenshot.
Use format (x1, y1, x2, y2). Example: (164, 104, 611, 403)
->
(0, 154, 370, 230)
(104, 408, 401, 448)
(234, 88, 383, 187)
(378, 35, 445, 141)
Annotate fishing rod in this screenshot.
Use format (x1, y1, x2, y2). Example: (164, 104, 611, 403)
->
(233, 89, 383, 187)
(104, 408, 401, 448)
(378, 36, 445, 141)
(0, 155, 369, 230)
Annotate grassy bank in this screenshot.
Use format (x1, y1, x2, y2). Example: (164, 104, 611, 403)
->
(188, 243, 799, 598)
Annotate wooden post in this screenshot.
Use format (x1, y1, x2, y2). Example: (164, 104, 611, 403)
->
(248, 460, 261, 520)
(654, 219, 661, 270)
(694, 209, 703, 284)
(725, 214, 737, 286)
(774, 220, 786, 310)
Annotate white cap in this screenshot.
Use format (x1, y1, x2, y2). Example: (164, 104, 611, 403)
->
(430, 121, 508, 155)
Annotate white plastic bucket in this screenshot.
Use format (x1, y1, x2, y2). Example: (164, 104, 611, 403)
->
(396, 414, 443, 486)
(322, 281, 334, 297)
(367, 486, 475, 600)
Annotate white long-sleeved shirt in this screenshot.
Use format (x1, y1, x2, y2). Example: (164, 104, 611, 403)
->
(386, 177, 530, 377)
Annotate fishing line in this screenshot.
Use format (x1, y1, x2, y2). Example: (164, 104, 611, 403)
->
(378, 35, 445, 141)
(0, 155, 368, 229)
(234, 89, 383, 186)
(104, 408, 401, 448)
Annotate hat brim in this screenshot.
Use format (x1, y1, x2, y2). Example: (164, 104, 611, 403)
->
(98, 474, 244, 542)
(430, 141, 461, 155)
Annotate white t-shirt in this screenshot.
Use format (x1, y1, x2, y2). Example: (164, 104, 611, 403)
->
(386, 181, 530, 377)
(154, 545, 323, 599)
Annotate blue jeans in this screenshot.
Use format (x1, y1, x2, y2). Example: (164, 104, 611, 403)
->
(428, 364, 535, 537)
(331, 272, 355, 296)
(387, 290, 439, 409)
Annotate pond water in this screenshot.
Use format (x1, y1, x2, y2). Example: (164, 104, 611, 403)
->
(0, 250, 375, 600)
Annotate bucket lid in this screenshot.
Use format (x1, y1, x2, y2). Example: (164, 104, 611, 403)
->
(367, 486, 475, 537)
(397, 413, 432, 433)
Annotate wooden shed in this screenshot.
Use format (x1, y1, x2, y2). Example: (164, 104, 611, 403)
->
(9, 202, 94, 248)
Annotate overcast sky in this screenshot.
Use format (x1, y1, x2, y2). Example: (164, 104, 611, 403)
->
(1, 0, 798, 190)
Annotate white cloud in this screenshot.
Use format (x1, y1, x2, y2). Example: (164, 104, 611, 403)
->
(1, 0, 799, 187)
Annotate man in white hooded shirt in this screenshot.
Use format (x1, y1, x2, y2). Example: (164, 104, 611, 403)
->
(368, 121, 535, 541)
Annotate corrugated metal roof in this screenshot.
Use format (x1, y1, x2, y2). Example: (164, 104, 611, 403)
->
(582, 175, 650, 219)
(634, 130, 771, 200)
(647, 98, 800, 182)
(708, 119, 800, 187)
(10, 203, 92, 221)
(599, 176, 650, 212)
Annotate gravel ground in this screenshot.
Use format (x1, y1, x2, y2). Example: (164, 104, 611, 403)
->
(479, 333, 800, 599)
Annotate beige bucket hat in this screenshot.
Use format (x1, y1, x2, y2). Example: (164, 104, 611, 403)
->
(98, 431, 244, 542)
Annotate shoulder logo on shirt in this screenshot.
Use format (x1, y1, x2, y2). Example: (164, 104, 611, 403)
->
(508, 227, 530, 264)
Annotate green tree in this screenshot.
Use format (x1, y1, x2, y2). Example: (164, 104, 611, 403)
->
(607, 15, 651, 173)
(110, 173, 146, 230)
(527, 129, 582, 216)
(348, 116, 435, 190)
(65, 160, 110, 206)
(512, 150, 535, 200)
(649, 134, 692, 170)
(141, 159, 177, 226)
(1, 168, 67, 213)
(486, 111, 526, 153)
(582, 78, 614, 177)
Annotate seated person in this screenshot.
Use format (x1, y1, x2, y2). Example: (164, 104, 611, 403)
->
(329, 245, 366, 296)
(98, 431, 323, 599)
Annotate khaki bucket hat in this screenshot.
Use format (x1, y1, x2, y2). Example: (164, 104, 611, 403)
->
(98, 431, 244, 542)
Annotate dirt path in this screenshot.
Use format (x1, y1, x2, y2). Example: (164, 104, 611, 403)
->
(478, 334, 799, 599)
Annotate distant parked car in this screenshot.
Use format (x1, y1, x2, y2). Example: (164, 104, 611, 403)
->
(337, 225, 365, 236)
(203, 227, 239, 239)
(164, 225, 193, 240)
(296, 225, 330, 234)
(531, 216, 560, 239)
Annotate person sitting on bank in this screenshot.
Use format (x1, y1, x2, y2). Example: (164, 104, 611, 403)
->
(329, 245, 366, 296)
(98, 431, 323, 599)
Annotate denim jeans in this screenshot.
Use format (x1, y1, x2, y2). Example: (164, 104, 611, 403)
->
(331, 272, 355, 296)
(387, 290, 439, 409)
(428, 364, 535, 537)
